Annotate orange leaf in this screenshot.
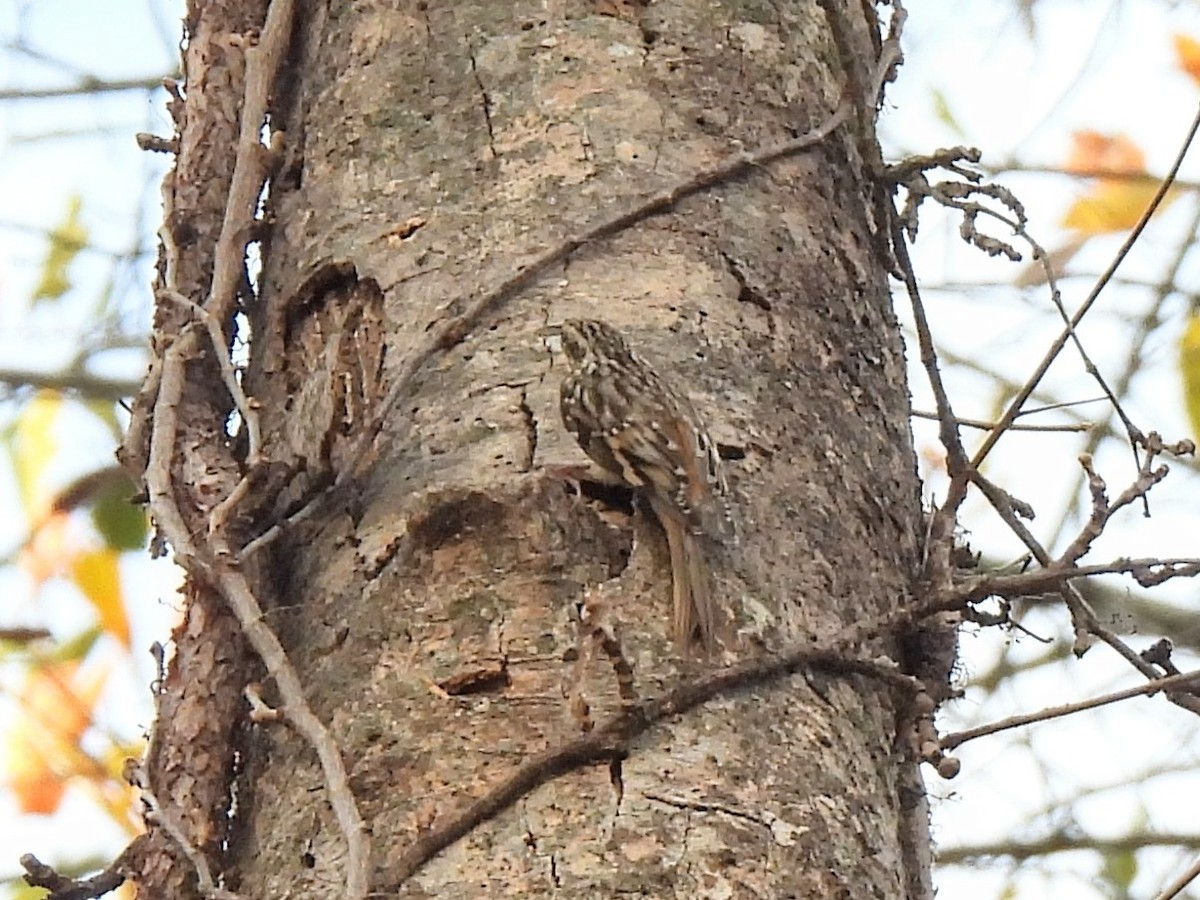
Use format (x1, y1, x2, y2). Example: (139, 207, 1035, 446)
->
(1060, 131, 1176, 236)
(71, 548, 130, 648)
(1174, 34, 1200, 86)
(4, 741, 66, 814)
(26, 661, 103, 745)
(19, 510, 71, 583)
(1065, 131, 1145, 176)
(2, 660, 107, 814)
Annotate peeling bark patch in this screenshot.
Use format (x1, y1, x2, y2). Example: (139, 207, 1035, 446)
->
(644, 790, 810, 847)
(595, 0, 649, 22)
(268, 266, 386, 482)
(385, 215, 427, 240)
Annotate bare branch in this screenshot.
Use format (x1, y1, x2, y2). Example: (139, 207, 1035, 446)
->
(938, 832, 1200, 866)
(0, 367, 141, 401)
(377, 637, 924, 890)
(970, 100, 1200, 468)
(911, 409, 1092, 433)
(0, 74, 174, 101)
(1153, 853, 1200, 900)
(941, 668, 1200, 751)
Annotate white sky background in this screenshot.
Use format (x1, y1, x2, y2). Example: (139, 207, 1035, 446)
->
(885, 1, 1200, 898)
(1, 1, 1199, 898)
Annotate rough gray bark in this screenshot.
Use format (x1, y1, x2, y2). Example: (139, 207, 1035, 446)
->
(131, 2, 930, 898)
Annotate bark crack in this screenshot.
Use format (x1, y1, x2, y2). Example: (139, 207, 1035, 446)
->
(644, 790, 806, 845)
(720, 249, 773, 311)
(467, 44, 497, 159)
(609, 755, 625, 813)
(517, 385, 537, 472)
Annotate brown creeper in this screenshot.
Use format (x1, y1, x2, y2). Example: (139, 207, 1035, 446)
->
(557, 318, 734, 653)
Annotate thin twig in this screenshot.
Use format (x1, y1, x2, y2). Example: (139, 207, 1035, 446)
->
(0, 367, 141, 400)
(964, 558, 1200, 600)
(911, 409, 1092, 433)
(894, 99, 1200, 888)
(939, 832, 1200, 867)
(891, 213, 972, 602)
(159, 289, 261, 464)
(134, 775, 228, 897)
(941, 668, 1200, 751)
(964, 458, 1200, 714)
(1045, 202, 1200, 551)
(1152, 853, 1200, 900)
(902, 159, 1138, 462)
(990, 162, 1200, 189)
(149, 345, 370, 897)
(20, 842, 140, 900)
(0, 74, 172, 101)
(970, 100, 1200, 469)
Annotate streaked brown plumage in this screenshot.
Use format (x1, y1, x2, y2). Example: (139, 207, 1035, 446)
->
(557, 318, 733, 652)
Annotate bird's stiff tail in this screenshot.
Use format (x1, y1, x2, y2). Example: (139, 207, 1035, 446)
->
(664, 517, 717, 654)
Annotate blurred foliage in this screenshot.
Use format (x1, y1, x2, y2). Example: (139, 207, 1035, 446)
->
(30, 196, 87, 304)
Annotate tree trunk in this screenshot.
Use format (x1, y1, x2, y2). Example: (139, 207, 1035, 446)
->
(128, 2, 929, 898)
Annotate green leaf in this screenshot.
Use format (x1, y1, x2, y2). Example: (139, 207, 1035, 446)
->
(931, 88, 966, 139)
(51, 627, 101, 663)
(8, 878, 51, 899)
(1100, 846, 1137, 892)
(88, 471, 147, 551)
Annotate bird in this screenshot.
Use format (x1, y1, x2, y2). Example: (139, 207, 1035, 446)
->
(556, 318, 734, 653)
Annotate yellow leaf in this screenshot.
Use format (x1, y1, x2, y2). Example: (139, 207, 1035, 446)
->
(71, 548, 130, 648)
(1181, 313, 1200, 440)
(1061, 179, 1176, 234)
(1059, 131, 1176, 236)
(11, 879, 56, 900)
(1174, 34, 1200, 86)
(31, 195, 88, 303)
(10, 390, 63, 518)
